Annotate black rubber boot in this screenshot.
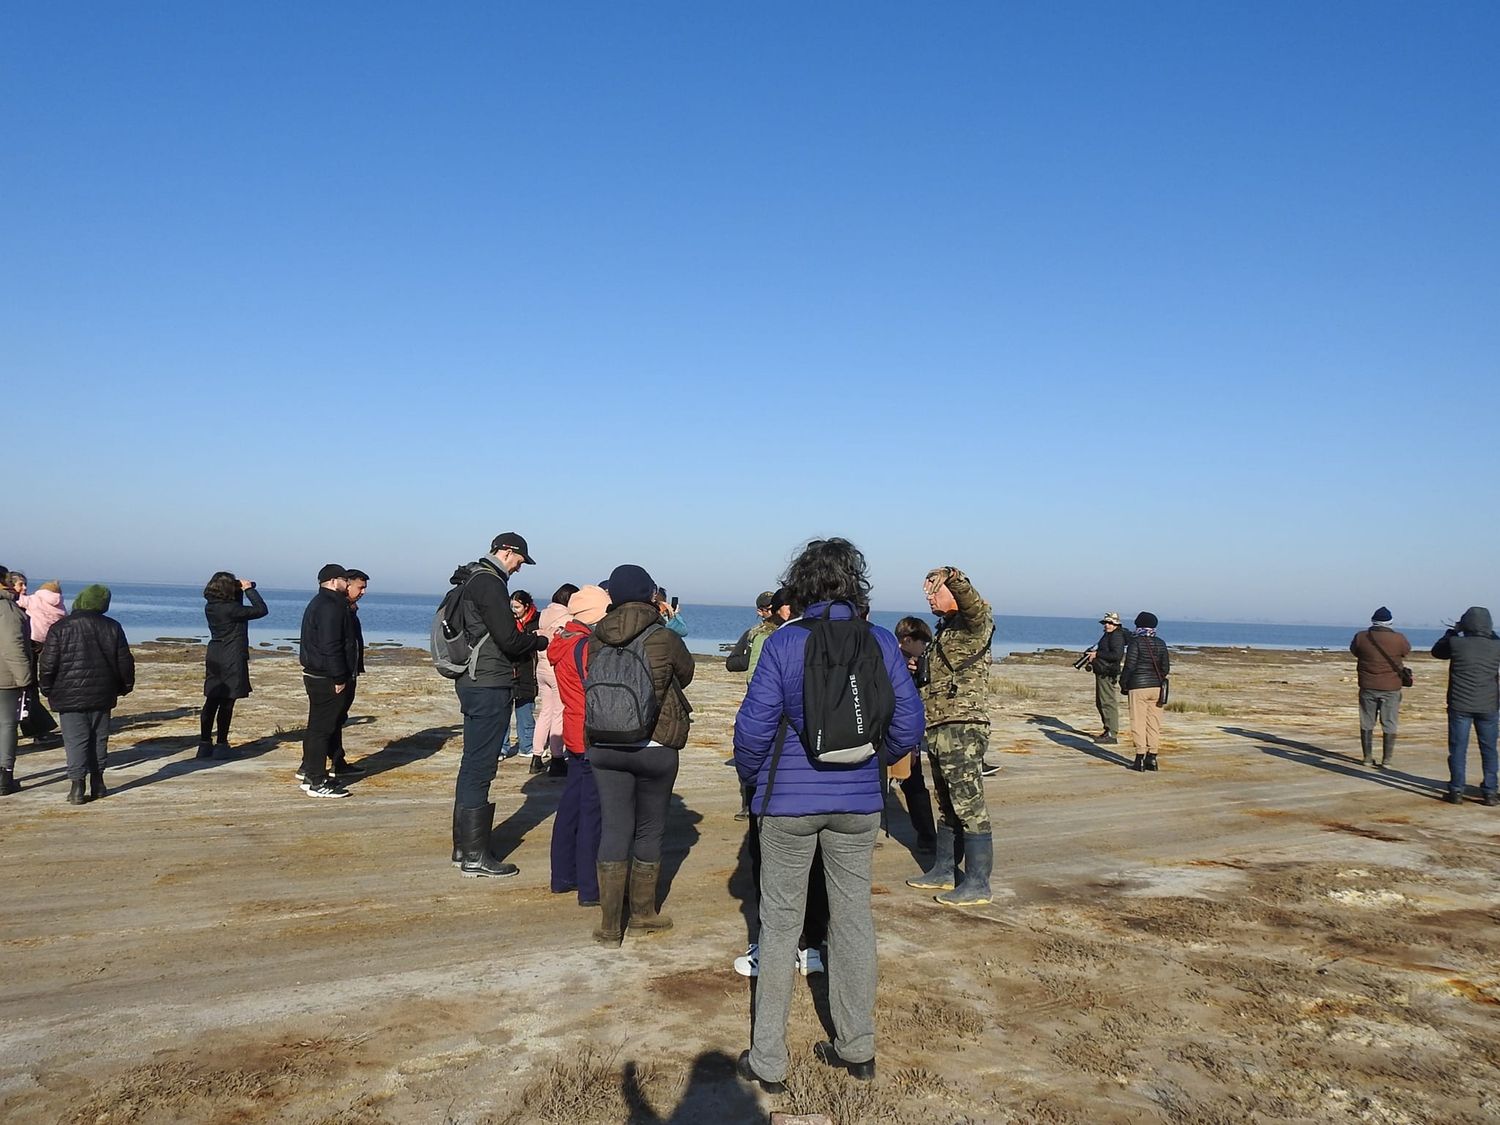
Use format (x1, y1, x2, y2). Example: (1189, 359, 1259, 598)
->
(1360, 729, 1374, 766)
(451, 801, 462, 866)
(594, 861, 629, 945)
(1380, 733, 1397, 770)
(626, 860, 673, 937)
(89, 769, 107, 800)
(936, 832, 993, 907)
(67, 778, 88, 805)
(0, 768, 16, 795)
(458, 804, 519, 878)
(906, 824, 959, 890)
(1130, 754, 1145, 771)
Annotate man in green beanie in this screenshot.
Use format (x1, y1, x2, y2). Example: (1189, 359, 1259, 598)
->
(38, 585, 135, 804)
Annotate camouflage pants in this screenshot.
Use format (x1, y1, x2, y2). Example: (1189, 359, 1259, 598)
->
(926, 722, 992, 835)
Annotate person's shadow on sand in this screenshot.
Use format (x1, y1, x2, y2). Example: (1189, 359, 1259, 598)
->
(1028, 713, 1134, 768)
(340, 723, 458, 783)
(492, 769, 567, 862)
(659, 794, 703, 904)
(621, 1050, 765, 1123)
(1221, 726, 1447, 800)
(104, 726, 306, 797)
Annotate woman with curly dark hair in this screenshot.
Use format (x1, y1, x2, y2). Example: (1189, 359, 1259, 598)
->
(201, 571, 268, 759)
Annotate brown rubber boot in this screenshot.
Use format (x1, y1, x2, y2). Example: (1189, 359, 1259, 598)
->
(626, 859, 673, 937)
(594, 861, 629, 945)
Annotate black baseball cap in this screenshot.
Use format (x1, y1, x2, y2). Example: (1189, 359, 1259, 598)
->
(490, 532, 536, 565)
(317, 563, 349, 583)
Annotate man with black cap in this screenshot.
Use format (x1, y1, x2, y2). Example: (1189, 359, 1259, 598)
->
(1349, 607, 1411, 768)
(298, 565, 359, 798)
(448, 532, 549, 876)
(1084, 612, 1131, 744)
(725, 591, 777, 679)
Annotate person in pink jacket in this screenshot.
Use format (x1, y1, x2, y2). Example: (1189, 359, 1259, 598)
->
(18, 579, 67, 650)
(530, 583, 578, 777)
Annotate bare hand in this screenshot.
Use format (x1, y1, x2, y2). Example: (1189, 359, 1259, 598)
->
(334, 683, 346, 694)
(240, 579, 254, 590)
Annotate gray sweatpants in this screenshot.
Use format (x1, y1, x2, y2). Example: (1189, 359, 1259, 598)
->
(750, 811, 880, 1082)
(1359, 689, 1401, 735)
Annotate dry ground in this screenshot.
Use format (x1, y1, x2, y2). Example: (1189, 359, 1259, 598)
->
(2, 644, 1498, 1124)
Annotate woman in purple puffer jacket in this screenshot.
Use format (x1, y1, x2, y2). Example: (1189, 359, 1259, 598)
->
(731, 537, 923, 1094)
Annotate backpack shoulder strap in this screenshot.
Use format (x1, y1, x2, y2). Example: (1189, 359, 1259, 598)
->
(934, 624, 995, 673)
(758, 716, 793, 813)
(573, 634, 587, 680)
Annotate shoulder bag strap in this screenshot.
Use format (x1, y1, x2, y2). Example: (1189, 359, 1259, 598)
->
(757, 716, 792, 813)
(934, 625, 995, 674)
(1366, 630, 1406, 677)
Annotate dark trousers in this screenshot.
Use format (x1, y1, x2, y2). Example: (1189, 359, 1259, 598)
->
(1, 686, 20, 770)
(588, 744, 679, 864)
(550, 753, 601, 900)
(898, 747, 937, 846)
(748, 806, 829, 948)
(301, 676, 344, 784)
(331, 678, 356, 765)
(59, 709, 110, 781)
(454, 679, 511, 808)
(1447, 708, 1499, 796)
(200, 698, 236, 743)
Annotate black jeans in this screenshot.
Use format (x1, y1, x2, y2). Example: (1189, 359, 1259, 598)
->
(200, 698, 235, 743)
(301, 676, 345, 784)
(588, 744, 679, 864)
(331, 678, 357, 764)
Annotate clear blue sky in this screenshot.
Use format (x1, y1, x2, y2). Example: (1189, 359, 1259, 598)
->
(6, 3, 1496, 625)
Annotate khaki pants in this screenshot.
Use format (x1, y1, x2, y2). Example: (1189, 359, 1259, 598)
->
(1127, 688, 1163, 753)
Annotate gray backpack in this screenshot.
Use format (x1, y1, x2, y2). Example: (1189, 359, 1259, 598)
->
(430, 568, 496, 679)
(584, 623, 664, 744)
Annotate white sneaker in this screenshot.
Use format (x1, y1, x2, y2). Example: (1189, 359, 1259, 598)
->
(797, 947, 825, 975)
(294, 768, 307, 781)
(733, 943, 760, 977)
(301, 780, 350, 799)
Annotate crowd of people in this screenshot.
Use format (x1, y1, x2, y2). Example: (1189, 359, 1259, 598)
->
(3, 539, 1499, 1087)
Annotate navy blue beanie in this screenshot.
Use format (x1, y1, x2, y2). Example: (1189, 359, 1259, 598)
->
(1371, 606, 1392, 623)
(1134, 611, 1158, 629)
(607, 564, 657, 607)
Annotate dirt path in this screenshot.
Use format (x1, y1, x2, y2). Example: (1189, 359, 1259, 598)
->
(2, 645, 1497, 1123)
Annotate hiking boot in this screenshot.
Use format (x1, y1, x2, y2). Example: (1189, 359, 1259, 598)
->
(906, 825, 959, 891)
(301, 780, 351, 799)
(458, 804, 518, 877)
(67, 778, 88, 805)
(547, 756, 568, 778)
(528, 754, 546, 775)
(813, 1039, 875, 1081)
(212, 740, 234, 761)
(736, 1050, 785, 1095)
(89, 770, 107, 800)
(196, 741, 214, 760)
(594, 861, 629, 945)
(1380, 733, 1397, 770)
(1360, 729, 1374, 766)
(1144, 753, 1159, 772)
(1444, 790, 1464, 805)
(1, 768, 17, 795)
(1129, 754, 1145, 771)
(331, 760, 364, 778)
(626, 859, 672, 937)
(797, 946, 825, 976)
(936, 832, 994, 908)
(1099, 733, 1118, 745)
(1483, 792, 1499, 807)
(733, 943, 760, 977)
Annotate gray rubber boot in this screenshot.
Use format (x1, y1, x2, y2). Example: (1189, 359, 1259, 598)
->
(936, 832, 993, 907)
(906, 825, 959, 890)
(1379, 732, 1396, 770)
(1360, 729, 1374, 766)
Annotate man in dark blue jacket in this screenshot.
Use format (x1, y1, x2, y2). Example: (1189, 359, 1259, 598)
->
(1432, 607, 1500, 805)
(298, 564, 357, 799)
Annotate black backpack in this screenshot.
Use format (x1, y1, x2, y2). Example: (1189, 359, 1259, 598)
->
(583, 623, 665, 745)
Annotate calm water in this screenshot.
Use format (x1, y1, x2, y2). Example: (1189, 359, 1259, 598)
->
(62, 582, 1445, 657)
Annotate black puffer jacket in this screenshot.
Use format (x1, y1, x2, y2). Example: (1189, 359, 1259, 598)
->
(1091, 627, 1132, 678)
(39, 612, 135, 712)
(1431, 607, 1500, 713)
(1120, 632, 1170, 691)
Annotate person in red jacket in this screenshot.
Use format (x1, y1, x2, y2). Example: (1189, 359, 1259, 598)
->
(547, 585, 610, 906)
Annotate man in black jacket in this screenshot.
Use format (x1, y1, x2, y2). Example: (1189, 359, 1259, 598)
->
(1432, 607, 1500, 805)
(1084, 612, 1131, 744)
(449, 532, 547, 877)
(328, 569, 369, 779)
(298, 564, 358, 799)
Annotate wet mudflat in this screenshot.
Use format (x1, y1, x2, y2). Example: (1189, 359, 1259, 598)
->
(2, 644, 1497, 1124)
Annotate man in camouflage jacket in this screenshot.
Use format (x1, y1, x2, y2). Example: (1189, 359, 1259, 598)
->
(906, 565, 996, 907)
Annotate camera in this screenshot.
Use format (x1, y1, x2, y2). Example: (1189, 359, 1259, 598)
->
(1073, 653, 1095, 672)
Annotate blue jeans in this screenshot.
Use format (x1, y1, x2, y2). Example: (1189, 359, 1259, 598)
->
(503, 699, 535, 756)
(454, 679, 512, 808)
(1446, 709, 1499, 796)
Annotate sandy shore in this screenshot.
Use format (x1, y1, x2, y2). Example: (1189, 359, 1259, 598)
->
(2, 644, 1497, 1124)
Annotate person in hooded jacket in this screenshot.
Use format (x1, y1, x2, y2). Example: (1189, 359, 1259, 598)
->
(587, 564, 695, 946)
(39, 584, 134, 804)
(200, 571, 269, 759)
(0, 567, 33, 795)
(732, 538, 924, 1093)
(531, 583, 577, 778)
(1431, 607, 1500, 805)
(547, 584, 609, 906)
(16, 577, 64, 741)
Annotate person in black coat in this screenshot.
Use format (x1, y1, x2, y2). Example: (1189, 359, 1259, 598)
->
(1120, 612, 1170, 772)
(201, 571, 269, 759)
(328, 569, 369, 778)
(298, 564, 358, 798)
(39, 584, 134, 805)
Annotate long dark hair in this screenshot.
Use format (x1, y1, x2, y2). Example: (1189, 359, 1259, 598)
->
(781, 537, 871, 613)
(551, 583, 580, 607)
(203, 571, 240, 602)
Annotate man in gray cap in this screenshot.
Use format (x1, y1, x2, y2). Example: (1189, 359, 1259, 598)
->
(298, 564, 358, 798)
(447, 532, 549, 876)
(1084, 612, 1131, 744)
